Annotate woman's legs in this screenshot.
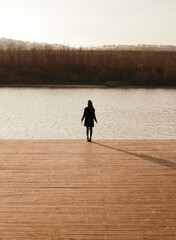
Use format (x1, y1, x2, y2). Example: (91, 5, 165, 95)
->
(86, 126, 93, 142)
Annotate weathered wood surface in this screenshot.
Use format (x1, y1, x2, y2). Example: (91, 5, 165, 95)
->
(0, 140, 176, 240)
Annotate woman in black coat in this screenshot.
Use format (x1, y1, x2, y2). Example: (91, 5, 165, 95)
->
(81, 100, 98, 142)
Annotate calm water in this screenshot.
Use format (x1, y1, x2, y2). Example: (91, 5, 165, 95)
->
(0, 88, 175, 139)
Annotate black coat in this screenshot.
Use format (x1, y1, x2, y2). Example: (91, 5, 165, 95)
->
(81, 107, 97, 127)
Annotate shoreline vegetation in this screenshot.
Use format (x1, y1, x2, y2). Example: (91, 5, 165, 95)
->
(0, 84, 176, 89)
(0, 47, 175, 87)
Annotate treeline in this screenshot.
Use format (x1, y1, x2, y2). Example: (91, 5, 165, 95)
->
(0, 47, 175, 86)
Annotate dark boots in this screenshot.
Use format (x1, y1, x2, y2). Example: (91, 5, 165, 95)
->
(87, 136, 92, 142)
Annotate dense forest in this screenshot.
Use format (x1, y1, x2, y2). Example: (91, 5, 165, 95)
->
(0, 47, 175, 87)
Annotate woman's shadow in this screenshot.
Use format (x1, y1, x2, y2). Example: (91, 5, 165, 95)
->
(92, 142, 176, 170)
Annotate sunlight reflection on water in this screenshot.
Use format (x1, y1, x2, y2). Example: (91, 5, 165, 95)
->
(0, 88, 176, 139)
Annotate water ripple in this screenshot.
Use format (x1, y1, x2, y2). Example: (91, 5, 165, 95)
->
(0, 88, 175, 139)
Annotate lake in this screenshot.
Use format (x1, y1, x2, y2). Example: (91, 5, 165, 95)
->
(0, 88, 175, 139)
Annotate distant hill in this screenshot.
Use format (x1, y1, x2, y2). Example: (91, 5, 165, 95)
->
(94, 44, 176, 51)
(0, 38, 176, 51)
(0, 38, 63, 50)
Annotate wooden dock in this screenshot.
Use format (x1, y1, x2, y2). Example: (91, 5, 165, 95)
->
(0, 140, 176, 240)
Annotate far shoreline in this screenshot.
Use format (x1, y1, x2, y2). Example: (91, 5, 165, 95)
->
(0, 84, 175, 89)
(0, 84, 106, 89)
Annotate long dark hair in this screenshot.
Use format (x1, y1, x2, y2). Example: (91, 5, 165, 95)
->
(88, 100, 94, 112)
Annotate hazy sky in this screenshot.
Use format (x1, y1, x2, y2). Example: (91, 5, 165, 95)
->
(0, 0, 175, 46)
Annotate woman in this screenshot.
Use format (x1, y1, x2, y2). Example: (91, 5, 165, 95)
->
(81, 100, 98, 142)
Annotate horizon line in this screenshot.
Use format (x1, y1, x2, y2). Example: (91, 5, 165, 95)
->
(0, 37, 176, 48)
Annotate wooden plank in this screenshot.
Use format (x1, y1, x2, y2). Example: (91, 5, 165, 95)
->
(0, 140, 176, 240)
